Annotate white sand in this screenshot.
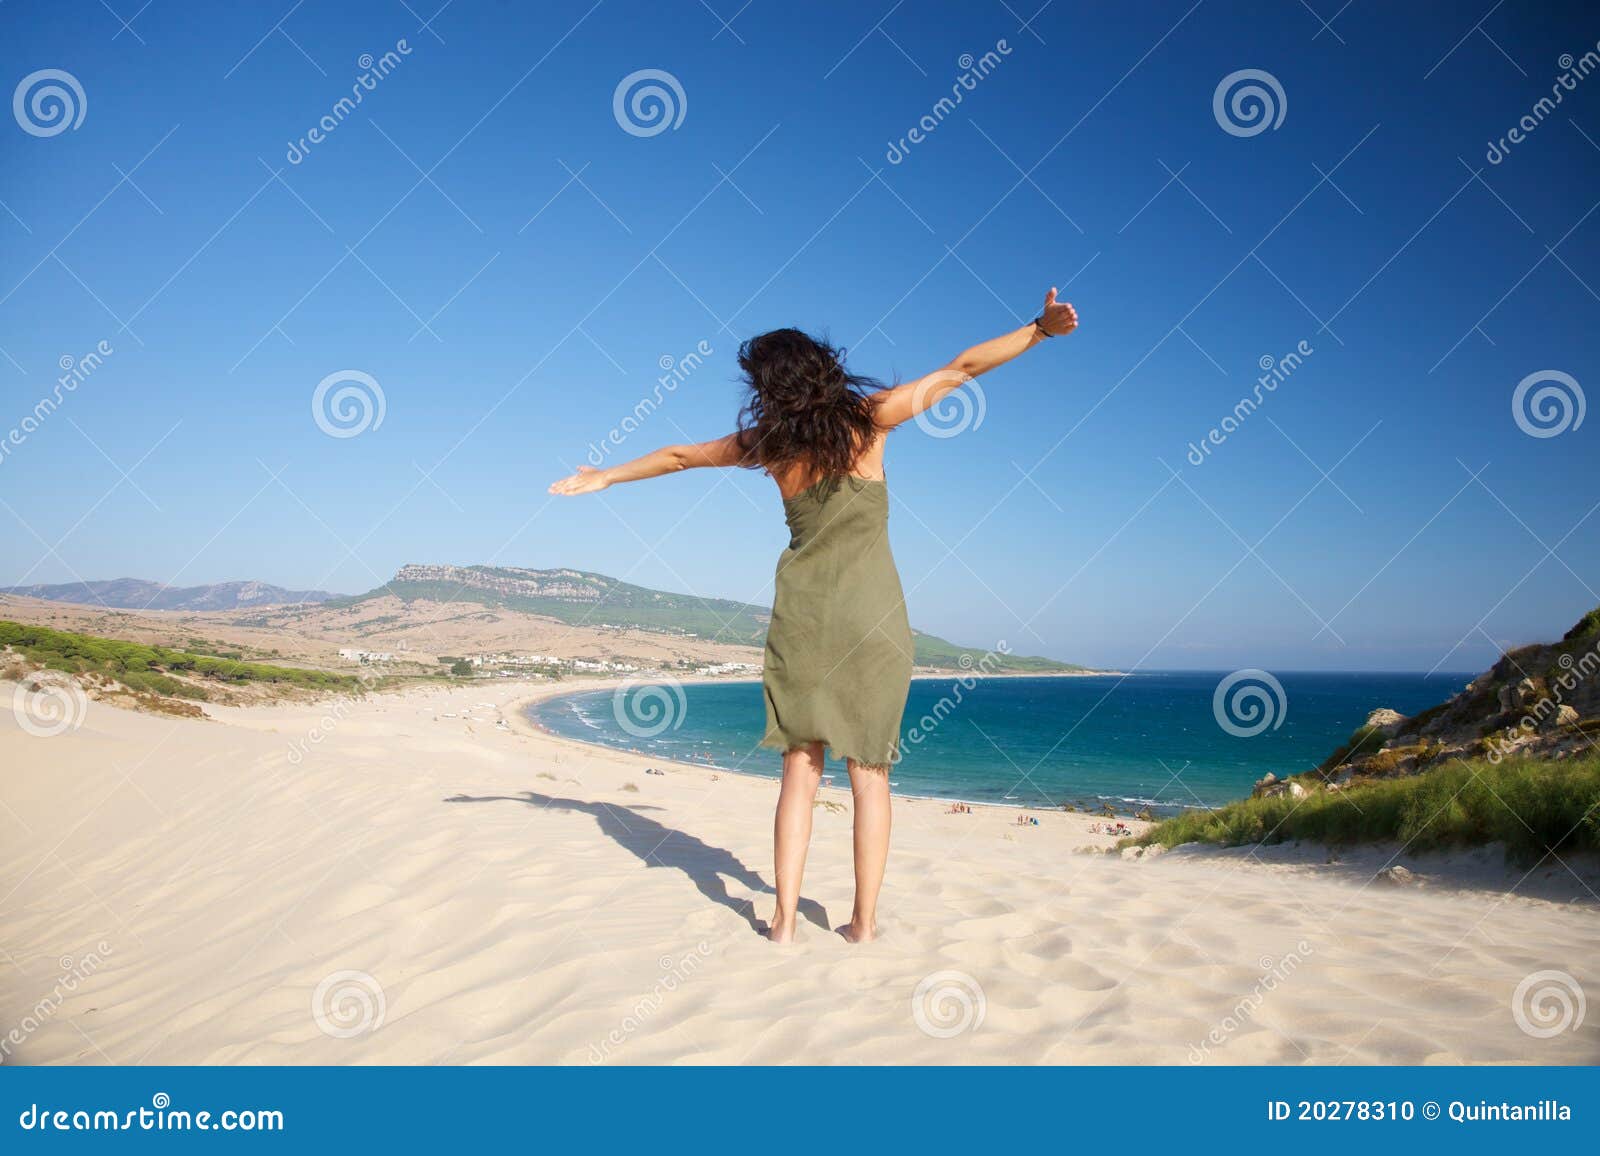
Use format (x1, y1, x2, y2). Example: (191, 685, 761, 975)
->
(2, 679, 1597, 1065)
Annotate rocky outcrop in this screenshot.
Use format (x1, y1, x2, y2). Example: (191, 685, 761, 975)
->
(1249, 606, 1600, 802)
(1306, 605, 1600, 791)
(1364, 707, 1407, 735)
(391, 564, 610, 603)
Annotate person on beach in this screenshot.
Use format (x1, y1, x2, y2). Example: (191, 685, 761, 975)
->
(549, 289, 1080, 943)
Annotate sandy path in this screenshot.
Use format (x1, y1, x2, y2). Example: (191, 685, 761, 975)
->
(2, 679, 1596, 1065)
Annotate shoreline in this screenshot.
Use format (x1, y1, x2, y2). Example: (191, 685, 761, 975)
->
(508, 676, 1165, 817)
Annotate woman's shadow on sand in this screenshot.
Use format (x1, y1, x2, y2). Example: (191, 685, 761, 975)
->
(444, 790, 829, 935)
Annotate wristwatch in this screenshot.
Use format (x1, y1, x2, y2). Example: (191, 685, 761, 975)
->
(1032, 316, 1052, 339)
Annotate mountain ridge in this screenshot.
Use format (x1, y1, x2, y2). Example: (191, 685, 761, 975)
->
(342, 563, 1093, 673)
(2, 565, 1101, 672)
(1, 578, 338, 612)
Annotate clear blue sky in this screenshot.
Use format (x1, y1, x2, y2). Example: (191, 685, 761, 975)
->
(2, 0, 1596, 671)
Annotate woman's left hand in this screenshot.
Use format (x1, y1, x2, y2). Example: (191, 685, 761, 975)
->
(548, 466, 611, 495)
(1037, 287, 1078, 337)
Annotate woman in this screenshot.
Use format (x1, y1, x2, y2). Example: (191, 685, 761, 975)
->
(549, 288, 1080, 943)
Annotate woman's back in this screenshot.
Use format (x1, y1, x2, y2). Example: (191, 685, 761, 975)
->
(770, 434, 888, 502)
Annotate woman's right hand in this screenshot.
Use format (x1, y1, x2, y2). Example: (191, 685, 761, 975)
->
(547, 466, 611, 496)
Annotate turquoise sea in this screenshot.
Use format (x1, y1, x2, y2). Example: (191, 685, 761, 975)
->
(528, 672, 1472, 814)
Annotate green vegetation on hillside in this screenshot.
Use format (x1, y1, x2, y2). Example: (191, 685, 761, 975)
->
(349, 573, 773, 646)
(909, 631, 1089, 673)
(1564, 606, 1600, 642)
(343, 566, 1093, 672)
(0, 620, 358, 698)
(1132, 754, 1600, 863)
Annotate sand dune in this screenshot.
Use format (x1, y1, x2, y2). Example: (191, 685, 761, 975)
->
(2, 679, 1596, 1065)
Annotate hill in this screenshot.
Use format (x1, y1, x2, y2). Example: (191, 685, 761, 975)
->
(1, 578, 337, 611)
(1, 618, 360, 717)
(343, 564, 1093, 673)
(1132, 603, 1600, 858)
(1271, 601, 1600, 794)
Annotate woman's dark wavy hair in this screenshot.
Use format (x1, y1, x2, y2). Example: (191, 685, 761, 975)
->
(734, 328, 881, 485)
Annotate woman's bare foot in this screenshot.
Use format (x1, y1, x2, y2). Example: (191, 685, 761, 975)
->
(766, 912, 797, 944)
(838, 919, 877, 943)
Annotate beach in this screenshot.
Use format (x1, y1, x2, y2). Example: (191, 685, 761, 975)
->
(3, 678, 1597, 1065)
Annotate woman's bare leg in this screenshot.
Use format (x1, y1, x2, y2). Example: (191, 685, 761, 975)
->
(843, 760, 891, 943)
(769, 742, 823, 943)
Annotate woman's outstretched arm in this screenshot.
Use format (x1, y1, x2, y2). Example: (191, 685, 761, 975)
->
(547, 433, 745, 495)
(871, 288, 1078, 430)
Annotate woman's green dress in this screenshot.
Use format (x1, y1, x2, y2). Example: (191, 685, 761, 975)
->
(761, 476, 914, 767)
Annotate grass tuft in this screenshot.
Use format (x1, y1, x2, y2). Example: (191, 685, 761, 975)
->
(1133, 753, 1600, 864)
